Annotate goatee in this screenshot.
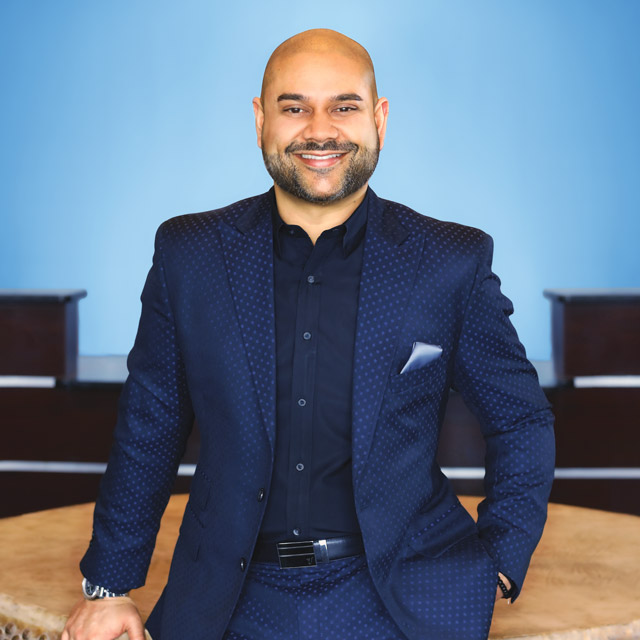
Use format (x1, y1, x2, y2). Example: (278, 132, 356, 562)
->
(262, 139, 379, 204)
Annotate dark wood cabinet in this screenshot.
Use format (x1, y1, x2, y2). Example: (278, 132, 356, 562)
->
(1, 289, 638, 518)
(0, 290, 86, 380)
(2, 358, 638, 518)
(544, 288, 640, 382)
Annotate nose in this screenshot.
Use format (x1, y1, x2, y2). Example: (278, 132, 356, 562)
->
(302, 110, 339, 142)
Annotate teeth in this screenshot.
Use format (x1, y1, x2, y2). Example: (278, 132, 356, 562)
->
(300, 153, 342, 160)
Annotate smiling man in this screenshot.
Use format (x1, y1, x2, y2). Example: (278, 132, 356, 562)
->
(63, 29, 554, 640)
(255, 31, 387, 240)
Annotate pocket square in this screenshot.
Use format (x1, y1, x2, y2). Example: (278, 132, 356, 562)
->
(400, 342, 443, 374)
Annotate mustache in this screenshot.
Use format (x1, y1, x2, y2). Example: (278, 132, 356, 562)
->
(285, 141, 359, 154)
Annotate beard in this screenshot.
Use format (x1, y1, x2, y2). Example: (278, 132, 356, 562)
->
(262, 138, 380, 204)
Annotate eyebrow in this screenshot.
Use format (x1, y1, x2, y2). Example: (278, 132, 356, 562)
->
(332, 93, 363, 102)
(276, 93, 364, 102)
(277, 93, 308, 102)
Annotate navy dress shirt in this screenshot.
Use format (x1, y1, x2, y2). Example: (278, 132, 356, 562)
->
(258, 189, 369, 543)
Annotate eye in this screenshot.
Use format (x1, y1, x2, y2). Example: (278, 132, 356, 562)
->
(283, 106, 305, 114)
(334, 106, 357, 113)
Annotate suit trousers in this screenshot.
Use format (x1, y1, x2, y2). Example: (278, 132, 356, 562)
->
(222, 554, 407, 640)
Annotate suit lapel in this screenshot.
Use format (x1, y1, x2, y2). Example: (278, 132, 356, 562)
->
(217, 189, 422, 469)
(219, 194, 276, 453)
(352, 192, 425, 485)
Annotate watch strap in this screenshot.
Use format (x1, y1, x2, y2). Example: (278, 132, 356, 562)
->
(497, 575, 515, 601)
(82, 577, 129, 599)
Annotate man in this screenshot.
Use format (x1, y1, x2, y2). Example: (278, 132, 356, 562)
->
(63, 29, 554, 640)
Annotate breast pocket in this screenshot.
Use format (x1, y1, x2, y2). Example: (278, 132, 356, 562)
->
(388, 355, 446, 393)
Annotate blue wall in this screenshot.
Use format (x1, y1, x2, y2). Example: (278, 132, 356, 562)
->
(1, 1, 638, 359)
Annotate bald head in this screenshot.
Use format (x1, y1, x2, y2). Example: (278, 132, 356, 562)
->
(261, 29, 378, 102)
(253, 29, 389, 208)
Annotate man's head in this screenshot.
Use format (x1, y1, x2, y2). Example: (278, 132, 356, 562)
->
(253, 29, 388, 205)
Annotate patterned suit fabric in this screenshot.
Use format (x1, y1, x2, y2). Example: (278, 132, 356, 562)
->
(80, 189, 555, 640)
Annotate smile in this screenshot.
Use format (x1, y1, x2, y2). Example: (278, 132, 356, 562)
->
(299, 153, 344, 160)
(292, 151, 349, 169)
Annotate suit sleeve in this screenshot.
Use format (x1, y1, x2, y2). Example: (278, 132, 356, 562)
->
(80, 222, 195, 593)
(452, 232, 555, 601)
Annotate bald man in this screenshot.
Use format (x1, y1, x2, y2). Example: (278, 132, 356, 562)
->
(63, 29, 554, 640)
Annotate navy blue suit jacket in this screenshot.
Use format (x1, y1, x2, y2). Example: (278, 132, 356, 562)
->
(81, 189, 555, 640)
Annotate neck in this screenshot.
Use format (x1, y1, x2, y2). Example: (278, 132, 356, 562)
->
(273, 184, 368, 244)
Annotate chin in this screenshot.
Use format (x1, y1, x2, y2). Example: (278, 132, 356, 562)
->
(301, 182, 347, 202)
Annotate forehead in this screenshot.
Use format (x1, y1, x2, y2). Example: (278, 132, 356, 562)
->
(264, 50, 374, 104)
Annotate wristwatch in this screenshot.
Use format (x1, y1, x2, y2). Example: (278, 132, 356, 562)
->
(82, 577, 129, 600)
(497, 574, 515, 601)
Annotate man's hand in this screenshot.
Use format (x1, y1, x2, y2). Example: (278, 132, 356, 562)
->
(62, 596, 146, 640)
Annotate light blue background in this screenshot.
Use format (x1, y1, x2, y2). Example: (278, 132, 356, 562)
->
(1, 1, 638, 359)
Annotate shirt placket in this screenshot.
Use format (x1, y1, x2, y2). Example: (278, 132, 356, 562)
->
(285, 237, 333, 540)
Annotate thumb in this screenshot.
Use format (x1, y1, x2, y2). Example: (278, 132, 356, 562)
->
(118, 621, 147, 640)
(127, 620, 146, 640)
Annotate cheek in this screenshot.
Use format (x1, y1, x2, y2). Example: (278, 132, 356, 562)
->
(262, 121, 303, 153)
(342, 120, 379, 148)
(361, 122, 381, 148)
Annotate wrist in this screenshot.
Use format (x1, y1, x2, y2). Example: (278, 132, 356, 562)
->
(82, 577, 129, 600)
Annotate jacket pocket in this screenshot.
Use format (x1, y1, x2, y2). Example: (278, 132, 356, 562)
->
(407, 500, 480, 557)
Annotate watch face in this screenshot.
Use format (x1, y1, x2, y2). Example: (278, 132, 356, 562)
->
(82, 578, 98, 599)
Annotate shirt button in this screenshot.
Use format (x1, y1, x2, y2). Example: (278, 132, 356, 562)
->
(293, 528, 300, 536)
(257, 488, 265, 502)
(307, 275, 315, 284)
(296, 463, 304, 472)
(302, 332, 311, 340)
(297, 398, 306, 407)
(240, 557, 247, 571)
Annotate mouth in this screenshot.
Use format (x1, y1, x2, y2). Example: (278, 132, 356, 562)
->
(292, 151, 349, 169)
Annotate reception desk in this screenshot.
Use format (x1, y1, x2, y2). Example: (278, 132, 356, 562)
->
(0, 496, 638, 640)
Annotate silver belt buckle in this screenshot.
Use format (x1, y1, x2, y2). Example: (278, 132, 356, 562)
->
(276, 539, 329, 569)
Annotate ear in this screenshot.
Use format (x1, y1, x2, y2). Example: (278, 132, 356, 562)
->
(252, 97, 264, 149)
(374, 97, 389, 150)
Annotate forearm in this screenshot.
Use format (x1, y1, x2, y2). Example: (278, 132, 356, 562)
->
(476, 408, 555, 595)
(453, 232, 556, 599)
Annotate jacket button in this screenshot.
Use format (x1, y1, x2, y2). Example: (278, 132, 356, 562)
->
(240, 557, 247, 571)
(257, 488, 265, 502)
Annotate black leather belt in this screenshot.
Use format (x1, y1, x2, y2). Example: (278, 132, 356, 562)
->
(252, 535, 364, 569)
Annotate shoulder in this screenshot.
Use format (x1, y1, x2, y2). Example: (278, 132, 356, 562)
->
(154, 192, 269, 246)
(374, 193, 493, 258)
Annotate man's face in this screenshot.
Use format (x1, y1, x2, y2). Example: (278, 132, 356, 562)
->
(254, 51, 388, 204)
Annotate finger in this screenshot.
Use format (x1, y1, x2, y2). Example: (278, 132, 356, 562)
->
(125, 618, 147, 640)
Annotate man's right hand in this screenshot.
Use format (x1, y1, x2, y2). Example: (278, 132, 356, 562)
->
(61, 596, 146, 640)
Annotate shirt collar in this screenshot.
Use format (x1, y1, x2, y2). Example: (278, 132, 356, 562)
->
(270, 187, 369, 258)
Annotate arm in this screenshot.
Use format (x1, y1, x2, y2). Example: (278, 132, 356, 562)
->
(453, 233, 555, 601)
(65, 223, 195, 637)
